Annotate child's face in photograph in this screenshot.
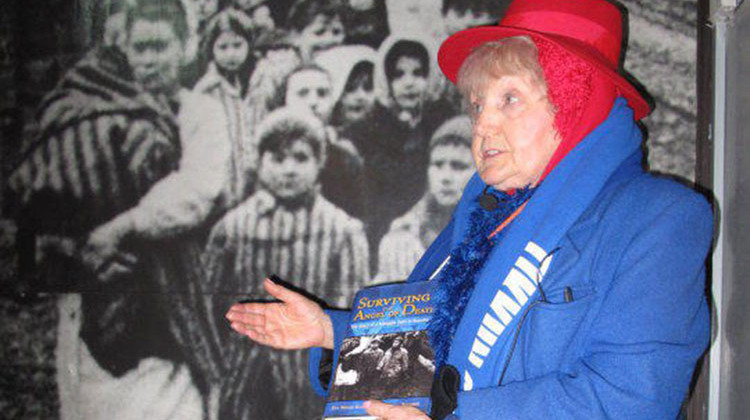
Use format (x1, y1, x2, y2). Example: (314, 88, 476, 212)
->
(340, 68, 375, 124)
(295, 14, 345, 59)
(428, 143, 474, 207)
(260, 140, 320, 200)
(285, 69, 334, 122)
(213, 31, 249, 73)
(389, 56, 427, 111)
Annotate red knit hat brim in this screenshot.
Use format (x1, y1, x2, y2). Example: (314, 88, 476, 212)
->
(438, 26, 651, 121)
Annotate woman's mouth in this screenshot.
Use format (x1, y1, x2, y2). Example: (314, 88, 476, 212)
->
(483, 149, 504, 159)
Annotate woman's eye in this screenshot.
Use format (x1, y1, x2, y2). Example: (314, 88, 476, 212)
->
(503, 93, 519, 106)
(470, 102, 483, 116)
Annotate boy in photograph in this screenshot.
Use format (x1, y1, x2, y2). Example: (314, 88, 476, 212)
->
(203, 107, 369, 419)
(375, 115, 474, 283)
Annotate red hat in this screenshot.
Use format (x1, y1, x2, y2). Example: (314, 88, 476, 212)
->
(438, 0, 651, 120)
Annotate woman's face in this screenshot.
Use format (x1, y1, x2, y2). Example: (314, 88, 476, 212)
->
(213, 31, 249, 73)
(428, 143, 474, 207)
(260, 140, 320, 200)
(295, 14, 345, 60)
(126, 20, 183, 97)
(470, 74, 559, 191)
(390, 56, 427, 111)
(285, 69, 334, 122)
(340, 67, 375, 124)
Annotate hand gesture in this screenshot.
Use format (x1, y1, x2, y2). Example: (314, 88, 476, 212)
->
(363, 400, 430, 420)
(225, 278, 334, 349)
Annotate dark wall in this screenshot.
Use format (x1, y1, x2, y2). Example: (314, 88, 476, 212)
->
(721, 1, 750, 418)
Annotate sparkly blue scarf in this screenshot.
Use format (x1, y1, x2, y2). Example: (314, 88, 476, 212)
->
(428, 186, 536, 368)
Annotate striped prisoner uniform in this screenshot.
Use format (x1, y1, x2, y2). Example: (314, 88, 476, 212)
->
(376, 193, 454, 283)
(203, 188, 370, 420)
(6, 47, 222, 384)
(8, 47, 179, 239)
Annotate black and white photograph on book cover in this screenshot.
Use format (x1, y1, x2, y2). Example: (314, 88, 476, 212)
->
(0, 0, 700, 419)
(328, 331, 435, 403)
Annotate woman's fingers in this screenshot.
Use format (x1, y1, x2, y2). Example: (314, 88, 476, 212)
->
(363, 400, 430, 420)
(263, 277, 306, 304)
(226, 303, 266, 323)
(226, 310, 266, 329)
(363, 400, 390, 418)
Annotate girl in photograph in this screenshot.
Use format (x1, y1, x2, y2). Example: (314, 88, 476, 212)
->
(348, 33, 455, 261)
(194, 8, 258, 204)
(314, 44, 378, 134)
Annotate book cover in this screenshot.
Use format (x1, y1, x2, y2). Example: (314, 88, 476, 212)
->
(323, 281, 436, 420)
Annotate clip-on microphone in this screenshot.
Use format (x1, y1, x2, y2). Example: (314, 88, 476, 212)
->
(479, 185, 499, 211)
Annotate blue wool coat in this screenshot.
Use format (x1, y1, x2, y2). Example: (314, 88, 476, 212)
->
(310, 99, 712, 419)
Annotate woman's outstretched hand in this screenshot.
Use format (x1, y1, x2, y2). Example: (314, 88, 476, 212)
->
(225, 277, 334, 349)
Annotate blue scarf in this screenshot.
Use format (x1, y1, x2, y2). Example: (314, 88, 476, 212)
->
(428, 186, 536, 368)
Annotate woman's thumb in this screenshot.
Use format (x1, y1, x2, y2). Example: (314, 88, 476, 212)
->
(263, 276, 302, 303)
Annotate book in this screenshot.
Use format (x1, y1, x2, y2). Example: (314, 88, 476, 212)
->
(323, 281, 436, 420)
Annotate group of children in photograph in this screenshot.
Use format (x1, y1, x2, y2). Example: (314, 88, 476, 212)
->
(4, 0, 499, 418)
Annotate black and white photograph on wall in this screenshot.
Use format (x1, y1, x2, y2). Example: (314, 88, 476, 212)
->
(0, 0, 702, 419)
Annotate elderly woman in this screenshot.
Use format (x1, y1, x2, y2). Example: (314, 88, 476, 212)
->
(224, 0, 712, 418)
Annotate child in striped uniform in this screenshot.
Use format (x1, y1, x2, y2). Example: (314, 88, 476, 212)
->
(203, 107, 369, 419)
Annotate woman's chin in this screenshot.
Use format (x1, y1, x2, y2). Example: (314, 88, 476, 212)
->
(479, 172, 510, 191)
(479, 171, 535, 192)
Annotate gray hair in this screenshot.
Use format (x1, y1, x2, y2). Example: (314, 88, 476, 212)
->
(456, 36, 547, 111)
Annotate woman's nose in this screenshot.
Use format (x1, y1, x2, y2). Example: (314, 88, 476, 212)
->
(473, 107, 501, 132)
